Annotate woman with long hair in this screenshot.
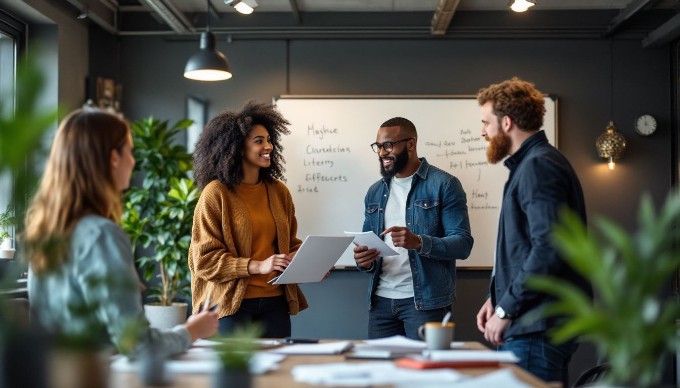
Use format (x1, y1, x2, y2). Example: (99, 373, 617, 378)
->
(190, 100, 307, 337)
(26, 108, 217, 357)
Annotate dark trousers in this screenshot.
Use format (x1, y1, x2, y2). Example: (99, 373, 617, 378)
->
(218, 295, 291, 338)
(500, 333, 578, 387)
(368, 295, 450, 340)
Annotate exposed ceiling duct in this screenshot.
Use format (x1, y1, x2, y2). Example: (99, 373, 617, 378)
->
(139, 0, 194, 33)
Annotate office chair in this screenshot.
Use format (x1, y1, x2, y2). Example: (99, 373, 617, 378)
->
(573, 363, 610, 387)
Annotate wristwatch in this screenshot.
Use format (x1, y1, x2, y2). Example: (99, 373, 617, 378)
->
(495, 306, 511, 319)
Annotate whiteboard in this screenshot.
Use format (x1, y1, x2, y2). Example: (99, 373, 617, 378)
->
(275, 96, 556, 269)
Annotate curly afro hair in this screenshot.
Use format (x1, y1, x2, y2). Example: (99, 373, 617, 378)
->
(193, 100, 290, 190)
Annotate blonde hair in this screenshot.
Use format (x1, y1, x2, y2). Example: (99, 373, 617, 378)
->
(24, 108, 130, 273)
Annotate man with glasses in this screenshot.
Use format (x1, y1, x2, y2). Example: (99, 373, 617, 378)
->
(353, 116, 474, 339)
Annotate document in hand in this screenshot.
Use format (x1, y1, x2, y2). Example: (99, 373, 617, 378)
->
(270, 236, 354, 285)
(344, 231, 398, 257)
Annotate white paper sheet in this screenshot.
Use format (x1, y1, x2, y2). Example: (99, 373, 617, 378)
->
(344, 231, 398, 257)
(110, 350, 284, 375)
(267, 341, 354, 355)
(270, 235, 354, 284)
(192, 338, 280, 348)
(423, 350, 519, 363)
(362, 335, 463, 349)
(292, 362, 463, 386)
(395, 369, 530, 388)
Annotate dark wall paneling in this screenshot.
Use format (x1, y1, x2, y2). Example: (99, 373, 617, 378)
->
(112, 12, 673, 385)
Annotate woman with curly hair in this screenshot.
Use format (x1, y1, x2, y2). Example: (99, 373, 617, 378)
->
(189, 100, 307, 337)
(26, 108, 218, 358)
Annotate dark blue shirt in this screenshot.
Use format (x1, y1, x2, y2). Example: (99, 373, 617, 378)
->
(360, 157, 474, 310)
(491, 131, 592, 338)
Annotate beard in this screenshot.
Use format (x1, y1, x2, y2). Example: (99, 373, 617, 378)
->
(486, 131, 512, 164)
(379, 146, 409, 179)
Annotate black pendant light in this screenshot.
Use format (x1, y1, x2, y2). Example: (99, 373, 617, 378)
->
(184, 0, 232, 81)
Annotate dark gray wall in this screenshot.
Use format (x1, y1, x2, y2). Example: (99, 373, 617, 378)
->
(111, 11, 673, 385)
(119, 35, 673, 224)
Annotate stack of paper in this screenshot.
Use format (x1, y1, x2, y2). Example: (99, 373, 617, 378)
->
(394, 369, 531, 388)
(347, 335, 426, 359)
(424, 350, 519, 363)
(348, 335, 463, 359)
(268, 341, 353, 355)
(292, 362, 463, 386)
(110, 348, 285, 375)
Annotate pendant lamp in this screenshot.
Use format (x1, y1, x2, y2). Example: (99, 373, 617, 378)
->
(184, 0, 232, 81)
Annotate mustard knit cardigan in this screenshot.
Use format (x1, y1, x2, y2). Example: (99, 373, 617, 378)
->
(189, 179, 308, 317)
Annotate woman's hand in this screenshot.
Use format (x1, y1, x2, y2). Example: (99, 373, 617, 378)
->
(185, 310, 218, 342)
(248, 254, 291, 275)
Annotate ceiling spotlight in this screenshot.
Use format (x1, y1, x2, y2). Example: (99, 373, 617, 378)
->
(77, 9, 88, 19)
(509, 0, 535, 13)
(225, 0, 258, 15)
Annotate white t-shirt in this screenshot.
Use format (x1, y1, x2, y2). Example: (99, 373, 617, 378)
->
(376, 174, 415, 299)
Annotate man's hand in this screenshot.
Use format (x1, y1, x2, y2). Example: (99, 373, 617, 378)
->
(483, 315, 511, 346)
(381, 226, 420, 249)
(476, 297, 494, 333)
(353, 245, 379, 269)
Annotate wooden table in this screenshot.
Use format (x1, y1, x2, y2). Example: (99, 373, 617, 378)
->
(110, 341, 550, 387)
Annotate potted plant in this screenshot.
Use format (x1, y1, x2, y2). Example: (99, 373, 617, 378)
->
(527, 192, 680, 387)
(0, 205, 15, 259)
(212, 324, 264, 388)
(121, 117, 198, 329)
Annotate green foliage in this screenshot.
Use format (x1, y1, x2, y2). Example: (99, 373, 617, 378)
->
(0, 204, 14, 242)
(214, 324, 264, 371)
(0, 52, 56, 343)
(121, 117, 198, 306)
(0, 52, 58, 218)
(527, 192, 680, 387)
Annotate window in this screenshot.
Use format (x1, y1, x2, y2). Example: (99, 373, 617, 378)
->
(0, 27, 17, 245)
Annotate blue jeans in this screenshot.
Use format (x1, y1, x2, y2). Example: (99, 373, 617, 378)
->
(368, 295, 449, 340)
(218, 295, 291, 338)
(499, 334, 578, 386)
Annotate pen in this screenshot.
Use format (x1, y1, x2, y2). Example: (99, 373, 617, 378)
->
(202, 284, 213, 312)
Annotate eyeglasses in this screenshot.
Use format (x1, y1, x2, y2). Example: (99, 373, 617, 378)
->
(370, 138, 414, 153)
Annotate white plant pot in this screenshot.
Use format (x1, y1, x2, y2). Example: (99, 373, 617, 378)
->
(144, 303, 188, 330)
(0, 238, 14, 259)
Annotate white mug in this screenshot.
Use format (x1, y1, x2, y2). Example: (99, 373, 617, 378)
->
(418, 322, 455, 350)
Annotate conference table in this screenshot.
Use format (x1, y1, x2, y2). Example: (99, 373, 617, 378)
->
(110, 341, 550, 387)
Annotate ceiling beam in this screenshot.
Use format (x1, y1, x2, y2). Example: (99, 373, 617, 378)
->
(601, 0, 657, 37)
(289, 0, 302, 24)
(642, 11, 680, 48)
(431, 0, 460, 36)
(65, 0, 117, 34)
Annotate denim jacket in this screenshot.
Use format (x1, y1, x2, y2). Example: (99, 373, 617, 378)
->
(359, 158, 473, 310)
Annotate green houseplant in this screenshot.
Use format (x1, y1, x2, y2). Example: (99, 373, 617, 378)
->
(527, 192, 680, 387)
(212, 324, 264, 388)
(0, 204, 15, 257)
(121, 117, 199, 327)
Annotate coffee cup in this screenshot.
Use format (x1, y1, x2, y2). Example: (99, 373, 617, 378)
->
(418, 322, 455, 350)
